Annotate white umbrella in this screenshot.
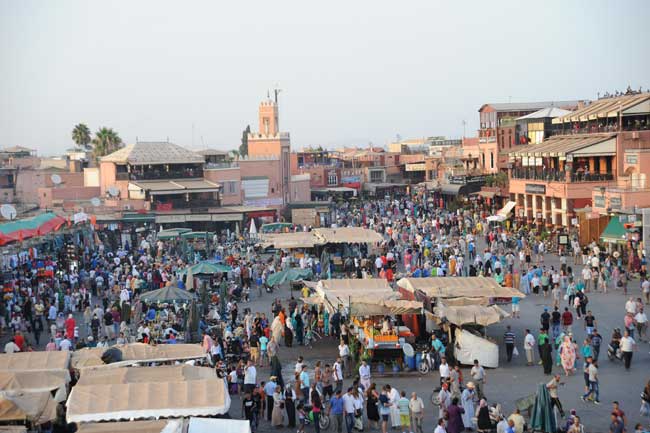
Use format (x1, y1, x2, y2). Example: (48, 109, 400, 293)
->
(249, 219, 257, 235)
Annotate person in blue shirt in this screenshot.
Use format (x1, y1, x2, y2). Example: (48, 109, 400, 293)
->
(328, 389, 345, 433)
(299, 365, 310, 404)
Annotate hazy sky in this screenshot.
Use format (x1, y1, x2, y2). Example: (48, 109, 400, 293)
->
(1, 1, 649, 155)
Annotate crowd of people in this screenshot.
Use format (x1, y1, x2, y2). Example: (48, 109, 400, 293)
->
(0, 189, 648, 432)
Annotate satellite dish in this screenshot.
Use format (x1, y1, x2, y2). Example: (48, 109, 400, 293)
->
(51, 174, 62, 185)
(107, 186, 120, 197)
(0, 204, 17, 221)
(90, 197, 101, 207)
(402, 342, 414, 358)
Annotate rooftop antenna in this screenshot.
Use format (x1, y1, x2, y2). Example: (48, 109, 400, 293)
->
(274, 85, 282, 104)
(0, 204, 17, 221)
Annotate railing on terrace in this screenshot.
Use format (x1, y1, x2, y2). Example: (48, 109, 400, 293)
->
(569, 173, 614, 182)
(155, 198, 220, 210)
(205, 162, 239, 170)
(511, 169, 565, 182)
(130, 169, 204, 181)
(549, 124, 649, 136)
(511, 169, 614, 183)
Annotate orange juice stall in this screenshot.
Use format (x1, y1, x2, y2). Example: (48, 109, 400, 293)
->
(303, 278, 423, 361)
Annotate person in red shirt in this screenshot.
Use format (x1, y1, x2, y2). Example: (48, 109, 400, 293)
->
(385, 267, 394, 283)
(561, 308, 574, 334)
(13, 331, 25, 352)
(65, 314, 76, 341)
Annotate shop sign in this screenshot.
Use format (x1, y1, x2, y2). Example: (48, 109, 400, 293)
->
(525, 183, 546, 194)
(610, 196, 622, 210)
(405, 163, 426, 172)
(594, 195, 606, 208)
(626, 154, 638, 164)
(186, 214, 211, 222)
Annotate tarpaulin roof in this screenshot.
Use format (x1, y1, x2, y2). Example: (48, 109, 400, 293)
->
(314, 227, 384, 244)
(0, 351, 70, 380)
(77, 365, 215, 386)
(0, 390, 58, 424)
(259, 232, 320, 249)
(397, 277, 525, 299)
(266, 268, 313, 286)
(311, 278, 398, 312)
(350, 300, 423, 316)
(71, 343, 206, 370)
(432, 303, 510, 326)
(139, 286, 197, 304)
(0, 371, 67, 403)
(188, 418, 252, 433)
(76, 420, 179, 433)
(0, 212, 66, 246)
(66, 379, 230, 423)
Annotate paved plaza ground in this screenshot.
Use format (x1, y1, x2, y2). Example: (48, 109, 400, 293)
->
(231, 255, 649, 432)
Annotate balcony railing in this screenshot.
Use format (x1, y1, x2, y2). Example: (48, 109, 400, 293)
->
(511, 169, 565, 182)
(155, 198, 220, 211)
(511, 169, 614, 183)
(130, 169, 204, 181)
(549, 123, 650, 136)
(205, 162, 239, 170)
(570, 173, 614, 182)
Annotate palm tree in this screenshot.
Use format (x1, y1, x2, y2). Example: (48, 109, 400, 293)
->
(92, 127, 123, 160)
(228, 149, 240, 160)
(71, 123, 92, 150)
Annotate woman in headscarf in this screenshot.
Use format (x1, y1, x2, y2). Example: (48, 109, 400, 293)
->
(475, 399, 493, 432)
(461, 382, 476, 430)
(271, 385, 285, 427)
(271, 315, 283, 345)
(284, 315, 294, 347)
(445, 397, 465, 433)
(560, 335, 576, 376)
(437, 382, 452, 421)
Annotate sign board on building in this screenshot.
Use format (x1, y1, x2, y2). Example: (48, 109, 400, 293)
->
(559, 235, 568, 245)
(212, 213, 242, 222)
(525, 184, 546, 194)
(449, 175, 486, 185)
(155, 215, 186, 224)
(405, 163, 426, 172)
(609, 196, 622, 210)
(341, 176, 361, 183)
(594, 195, 606, 208)
(626, 154, 638, 164)
(243, 197, 284, 207)
(571, 218, 578, 226)
(292, 208, 318, 227)
(186, 214, 211, 222)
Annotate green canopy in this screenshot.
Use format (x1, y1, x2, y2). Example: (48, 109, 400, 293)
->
(157, 228, 192, 240)
(140, 286, 196, 303)
(266, 268, 313, 287)
(179, 261, 231, 277)
(530, 383, 557, 432)
(180, 231, 214, 239)
(600, 216, 627, 244)
(260, 222, 293, 233)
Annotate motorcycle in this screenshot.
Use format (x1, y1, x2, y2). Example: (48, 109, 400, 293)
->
(607, 343, 623, 362)
(418, 348, 438, 374)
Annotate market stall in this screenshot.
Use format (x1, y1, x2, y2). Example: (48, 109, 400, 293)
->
(0, 351, 71, 382)
(71, 343, 207, 370)
(66, 378, 230, 423)
(76, 365, 215, 386)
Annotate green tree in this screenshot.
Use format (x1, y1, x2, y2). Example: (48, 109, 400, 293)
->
(92, 127, 123, 160)
(71, 123, 92, 150)
(239, 125, 250, 157)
